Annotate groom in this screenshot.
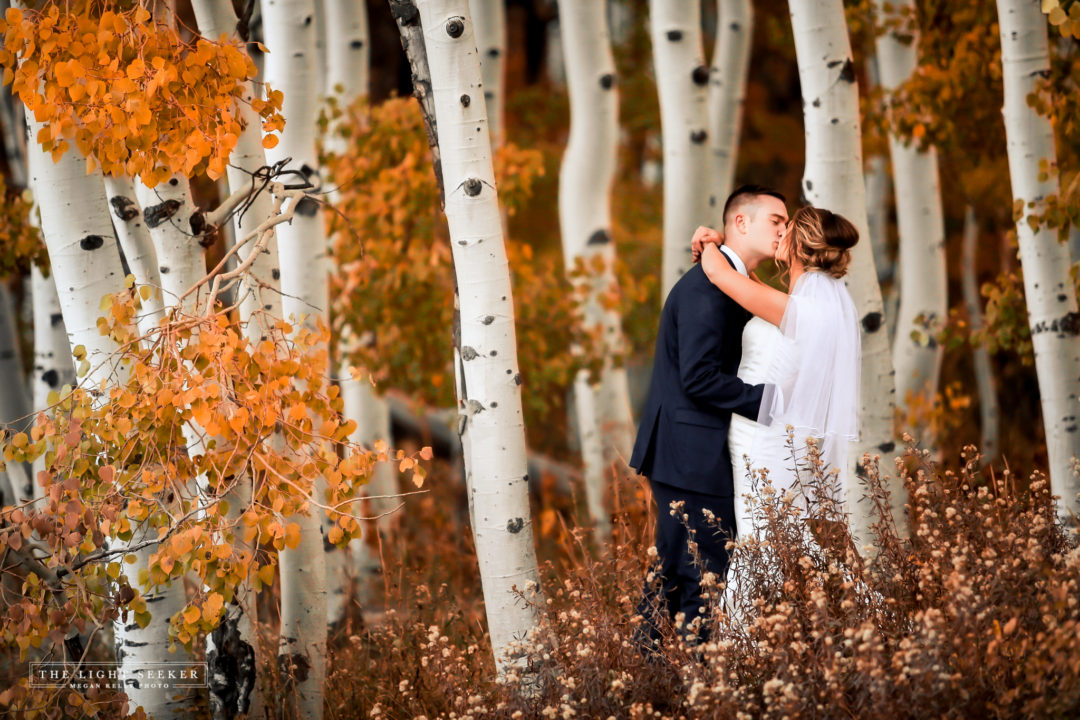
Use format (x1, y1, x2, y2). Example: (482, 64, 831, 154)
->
(630, 184, 788, 646)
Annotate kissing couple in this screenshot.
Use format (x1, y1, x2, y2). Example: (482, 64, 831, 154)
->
(630, 184, 862, 647)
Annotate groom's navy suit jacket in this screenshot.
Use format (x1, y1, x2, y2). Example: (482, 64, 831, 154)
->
(629, 258, 764, 497)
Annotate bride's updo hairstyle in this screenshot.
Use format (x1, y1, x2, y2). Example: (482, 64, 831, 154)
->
(779, 206, 859, 279)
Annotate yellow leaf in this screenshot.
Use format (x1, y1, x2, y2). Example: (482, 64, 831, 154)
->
(283, 522, 300, 549)
(262, 134, 279, 149)
(182, 605, 200, 625)
(257, 563, 275, 588)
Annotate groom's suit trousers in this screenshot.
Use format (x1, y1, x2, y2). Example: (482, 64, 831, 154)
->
(636, 480, 737, 645)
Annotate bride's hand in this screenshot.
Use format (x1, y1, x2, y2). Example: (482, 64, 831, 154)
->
(700, 242, 732, 283)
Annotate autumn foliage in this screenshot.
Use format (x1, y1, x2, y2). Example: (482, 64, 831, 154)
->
(0, 3, 283, 185)
(0, 284, 427, 715)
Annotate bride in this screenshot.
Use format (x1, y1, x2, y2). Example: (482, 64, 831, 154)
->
(698, 206, 862, 605)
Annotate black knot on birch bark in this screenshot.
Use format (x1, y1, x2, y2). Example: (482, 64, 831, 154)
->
(464, 178, 483, 196)
(42, 369, 59, 387)
(144, 199, 182, 229)
(272, 268, 281, 280)
(878, 441, 896, 454)
(208, 611, 257, 717)
(482, 315, 495, 325)
(294, 196, 320, 216)
(506, 517, 524, 534)
(1063, 312, 1080, 336)
(599, 73, 616, 90)
(666, 30, 683, 41)
(861, 311, 883, 333)
(190, 212, 209, 243)
(278, 651, 311, 683)
(461, 346, 479, 360)
(460, 94, 471, 106)
(691, 65, 710, 86)
(49, 312, 63, 327)
(303, 14, 313, 26)
(109, 195, 139, 222)
(587, 230, 611, 246)
(487, 48, 501, 58)
(690, 129, 708, 144)
(350, 39, 364, 49)
(445, 17, 465, 38)
(838, 58, 856, 83)
(389, 1, 419, 26)
(79, 235, 105, 251)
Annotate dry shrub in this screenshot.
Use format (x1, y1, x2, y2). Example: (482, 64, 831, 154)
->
(328, 444, 1080, 720)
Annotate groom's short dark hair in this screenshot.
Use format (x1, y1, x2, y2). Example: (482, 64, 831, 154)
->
(722, 184, 787, 226)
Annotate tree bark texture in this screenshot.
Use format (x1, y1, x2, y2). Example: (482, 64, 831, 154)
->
(468, 0, 506, 146)
(961, 207, 999, 464)
(26, 126, 195, 719)
(997, 0, 1080, 514)
(30, 265, 74, 501)
(557, 0, 635, 539)
(788, 0, 899, 541)
(261, 0, 329, 713)
(650, 0, 710, 302)
(875, 0, 947, 425)
(413, 0, 543, 672)
(706, 0, 753, 226)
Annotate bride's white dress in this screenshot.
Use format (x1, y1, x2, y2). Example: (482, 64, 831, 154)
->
(722, 271, 862, 620)
(728, 316, 782, 541)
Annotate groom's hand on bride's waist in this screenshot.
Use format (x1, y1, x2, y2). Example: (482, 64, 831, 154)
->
(691, 225, 723, 263)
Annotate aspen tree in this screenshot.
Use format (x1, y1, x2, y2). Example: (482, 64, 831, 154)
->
(960, 207, 999, 463)
(406, 0, 543, 672)
(318, 0, 396, 627)
(29, 266, 73, 499)
(557, 0, 634, 539)
(260, 0, 329, 713)
(468, 0, 505, 145)
(788, 0, 899, 541)
(875, 0, 947, 427)
(0, 285, 31, 504)
(706, 0, 753, 225)
(650, 0, 710, 301)
(996, 0, 1080, 515)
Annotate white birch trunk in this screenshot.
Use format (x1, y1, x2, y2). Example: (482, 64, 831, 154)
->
(864, 166, 892, 289)
(1070, 226, 1080, 271)
(191, 7, 281, 716)
(191, 0, 283, 337)
(261, 0, 328, 712)
(319, 0, 385, 627)
(25, 125, 191, 719)
(341, 373, 397, 607)
(997, 0, 1080, 515)
(546, 16, 566, 86)
(650, 0, 710, 302)
(30, 265, 74, 502)
(557, 0, 635, 539)
(875, 0, 947, 422)
(788, 0, 898, 541)
(325, 0, 370, 104)
(103, 177, 165, 336)
(416, 0, 542, 671)
(0, 284, 32, 505)
(468, 0, 506, 145)
(706, 0, 753, 225)
(961, 206, 1000, 463)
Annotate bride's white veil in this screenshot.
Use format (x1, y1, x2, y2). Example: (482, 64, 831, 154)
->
(751, 270, 861, 504)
